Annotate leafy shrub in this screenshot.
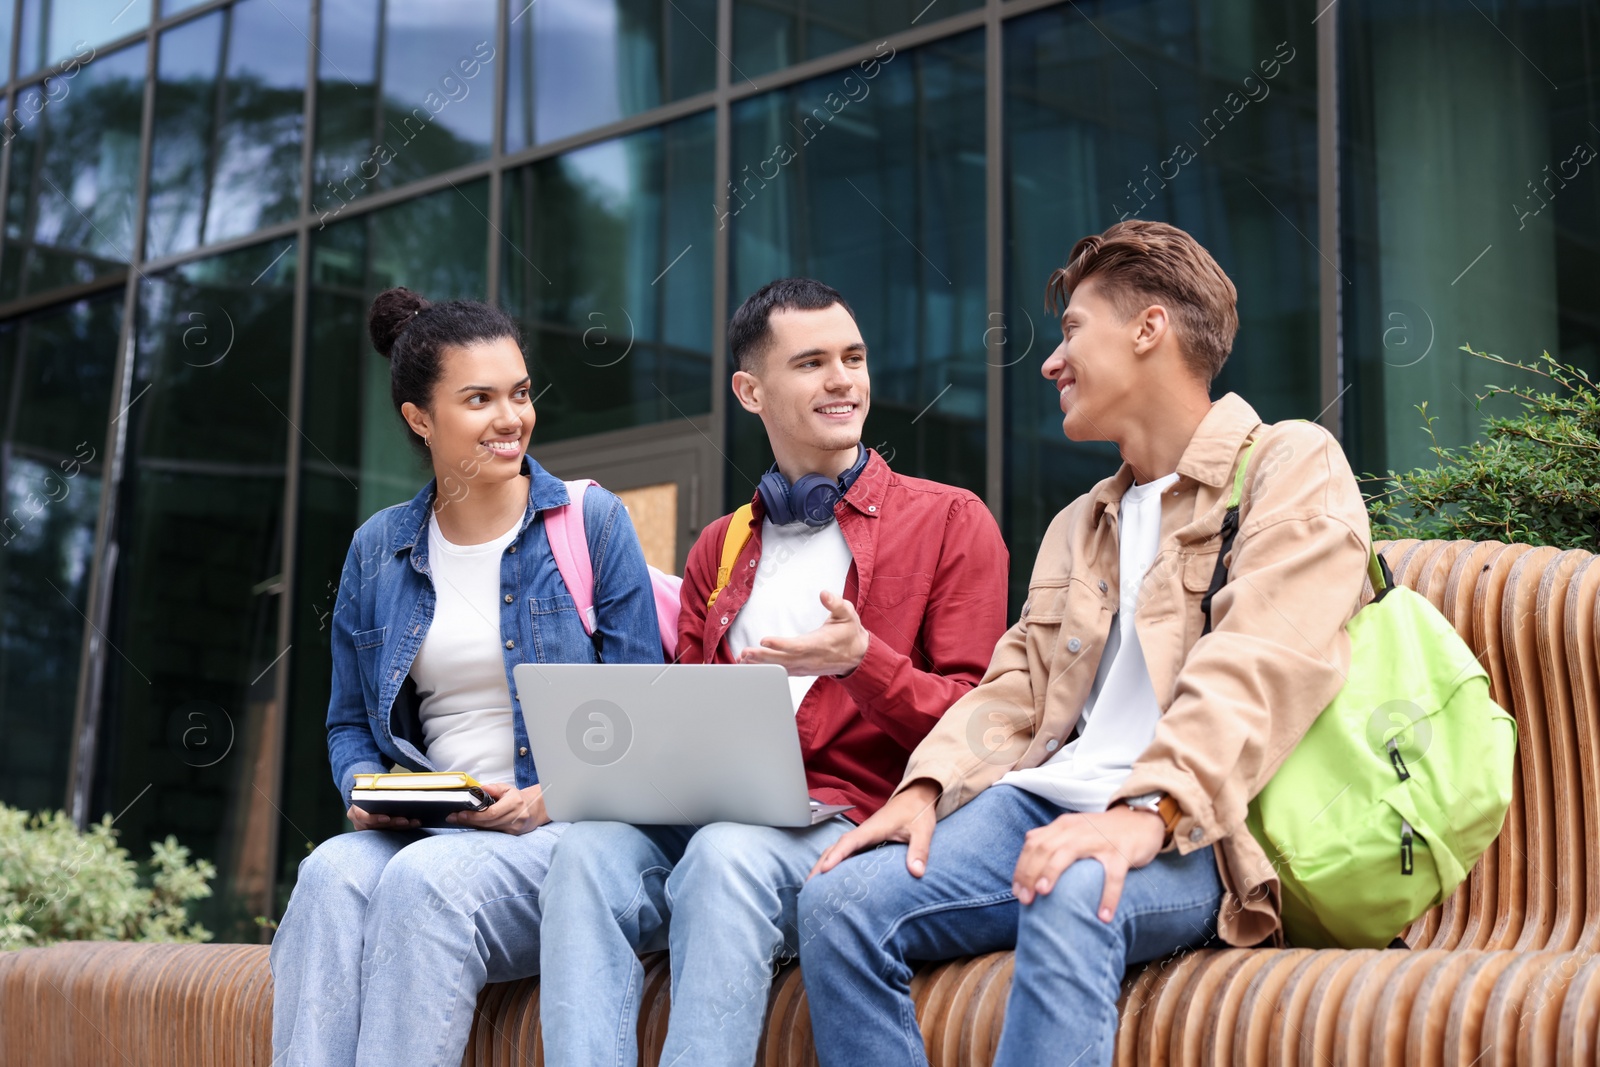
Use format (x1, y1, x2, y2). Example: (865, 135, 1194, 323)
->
(1367, 346, 1600, 551)
(0, 804, 216, 950)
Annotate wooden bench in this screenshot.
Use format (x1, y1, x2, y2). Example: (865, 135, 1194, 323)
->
(2, 539, 1596, 1066)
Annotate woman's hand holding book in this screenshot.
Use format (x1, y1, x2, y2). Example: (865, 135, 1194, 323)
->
(446, 782, 551, 835)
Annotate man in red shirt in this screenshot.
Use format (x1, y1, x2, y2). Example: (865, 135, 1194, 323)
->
(538, 277, 1008, 1067)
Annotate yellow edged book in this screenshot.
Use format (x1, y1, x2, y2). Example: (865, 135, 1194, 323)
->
(350, 771, 493, 826)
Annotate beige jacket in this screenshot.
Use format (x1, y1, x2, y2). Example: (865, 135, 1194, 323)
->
(901, 393, 1373, 946)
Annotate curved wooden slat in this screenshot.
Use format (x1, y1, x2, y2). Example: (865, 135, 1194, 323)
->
(1328, 950, 1410, 1067)
(1363, 949, 1450, 1067)
(1555, 954, 1600, 1066)
(1474, 543, 1535, 950)
(1565, 555, 1600, 953)
(1194, 949, 1276, 1065)
(1133, 949, 1216, 1065)
(1299, 949, 1381, 1067)
(1166, 949, 1248, 1067)
(1442, 951, 1522, 1066)
(1516, 951, 1588, 1067)
(1232, 948, 1315, 1067)
(1403, 950, 1482, 1067)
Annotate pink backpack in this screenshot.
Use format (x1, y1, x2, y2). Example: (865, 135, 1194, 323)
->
(543, 479, 682, 659)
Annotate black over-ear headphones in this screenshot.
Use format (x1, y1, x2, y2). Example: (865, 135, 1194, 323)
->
(757, 446, 870, 526)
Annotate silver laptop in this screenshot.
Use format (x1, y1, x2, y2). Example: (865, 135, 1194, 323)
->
(513, 663, 854, 827)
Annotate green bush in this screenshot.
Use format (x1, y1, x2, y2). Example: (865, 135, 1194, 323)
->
(0, 804, 216, 950)
(1367, 345, 1600, 551)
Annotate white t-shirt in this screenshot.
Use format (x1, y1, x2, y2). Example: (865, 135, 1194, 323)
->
(724, 517, 855, 712)
(408, 512, 520, 785)
(999, 470, 1181, 811)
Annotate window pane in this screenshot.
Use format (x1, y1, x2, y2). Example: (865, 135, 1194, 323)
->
(19, 0, 149, 76)
(314, 0, 496, 206)
(504, 0, 716, 150)
(732, 0, 981, 80)
(2, 43, 146, 301)
(500, 112, 715, 441)
(0, 293, 121, 815)
(0, 0, 14, 84)
(729, 32, 986, 507)
(280, 181, 489, 914)
(1004, 2, 1319, 608)
(95, 239, 296, 941)
(1339, 0, 1600, 480)
(145, 0, 309, 259)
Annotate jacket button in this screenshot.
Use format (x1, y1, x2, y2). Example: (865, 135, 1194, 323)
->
(519, 746, 528, 756)
(1099, 580, 1108, 593)
(1045, 738, 1059, 752)
(1067, 637, 1082, 652)
(505, 639, 514, 649)
(868, 505, 877, 513)
(504, 594, 513, 604)
(720, 616, 729, 626)
(1189, 827, 1204, 843)
(748, 559, 756, 567)
(509, 545, 517, 553)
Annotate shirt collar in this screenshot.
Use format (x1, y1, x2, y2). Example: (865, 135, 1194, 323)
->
(1091, 392, 1263, 522)
(745, 447, 892, 522)
(390, 453, 568, 555)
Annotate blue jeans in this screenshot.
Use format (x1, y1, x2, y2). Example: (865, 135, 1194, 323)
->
(538, 818, 851, 1067)
(798, 786, 1223, 1067)
(269, 823, 565, 1067)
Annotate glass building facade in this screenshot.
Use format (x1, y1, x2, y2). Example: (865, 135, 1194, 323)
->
(0, 0, 1595, 939)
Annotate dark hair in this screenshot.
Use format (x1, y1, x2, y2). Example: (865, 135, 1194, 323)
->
(727, 277, 855, 373)
(366, 287, 524, 453)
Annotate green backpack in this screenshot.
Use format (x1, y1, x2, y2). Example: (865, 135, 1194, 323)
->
(1203, 439, 1518, 949)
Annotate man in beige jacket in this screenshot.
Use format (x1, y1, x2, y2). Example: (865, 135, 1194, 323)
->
(798, 220, 1373, 1067)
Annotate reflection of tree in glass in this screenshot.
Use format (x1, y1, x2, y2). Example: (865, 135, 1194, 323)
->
(312, 82, 490, 205)
(501, 120, 715, 442)
(3, 73, 143, 298)
(145, 71, 306, 257)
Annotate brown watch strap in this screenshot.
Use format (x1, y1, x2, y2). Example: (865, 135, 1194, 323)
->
(1156, 794, 1181, 835)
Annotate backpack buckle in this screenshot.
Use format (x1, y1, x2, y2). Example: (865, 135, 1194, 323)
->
(1387, 737, 1411, 781)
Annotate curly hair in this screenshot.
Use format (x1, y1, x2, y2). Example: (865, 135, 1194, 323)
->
(366, 287, 524, 454)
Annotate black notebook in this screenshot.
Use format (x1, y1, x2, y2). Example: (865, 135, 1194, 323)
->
(351, 771, 492, 826)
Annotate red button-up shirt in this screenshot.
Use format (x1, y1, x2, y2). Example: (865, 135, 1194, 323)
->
(677, 450, 1009, 821)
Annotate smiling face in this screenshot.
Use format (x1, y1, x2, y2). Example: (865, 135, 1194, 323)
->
(1040, 277, 1157, 443)
(400, 336, 534, 488)
(731, 302, 870, 481)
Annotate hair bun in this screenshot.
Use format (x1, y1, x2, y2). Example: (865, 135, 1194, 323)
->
(367, 287, 431, 358)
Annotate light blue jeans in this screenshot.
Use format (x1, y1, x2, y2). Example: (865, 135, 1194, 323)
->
(269, 823, 565, 1067)
(538, 818, 851, 1067)
(798, 786, 1223, 1067)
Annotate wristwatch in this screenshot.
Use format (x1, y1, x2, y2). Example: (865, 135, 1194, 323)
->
(1121, 791, 1181, 846)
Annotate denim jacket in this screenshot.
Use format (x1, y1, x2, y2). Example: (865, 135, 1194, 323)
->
(326, 455, 662, 807)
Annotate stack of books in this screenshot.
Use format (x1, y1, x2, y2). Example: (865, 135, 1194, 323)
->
(351, 771, 492, 826)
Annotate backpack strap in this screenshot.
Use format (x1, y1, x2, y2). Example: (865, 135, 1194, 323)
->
(1200, 432, 1393, 636)
(1199, 441, 1256, 636)
(546, 479, 605, 660)
(706, 504, 755, 609)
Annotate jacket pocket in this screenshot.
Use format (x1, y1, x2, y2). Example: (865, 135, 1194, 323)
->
(865, 572, 932, 613)
(352, 626, 388, 650)
(1021, 579, 1069, 624)
(528, 593, 594, 663)
(1182, 546, 1224, 593)
(351, 626, 388, 706)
